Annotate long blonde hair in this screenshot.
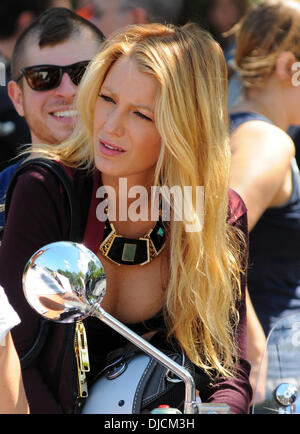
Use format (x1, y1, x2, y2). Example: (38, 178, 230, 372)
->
(32, 23, 246, 378)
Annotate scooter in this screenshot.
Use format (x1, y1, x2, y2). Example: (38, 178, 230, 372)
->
(252, 312, 300, 414)
(22, 241, 230, 415)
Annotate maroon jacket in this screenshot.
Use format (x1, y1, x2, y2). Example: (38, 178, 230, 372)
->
(0, 164, 252, 413)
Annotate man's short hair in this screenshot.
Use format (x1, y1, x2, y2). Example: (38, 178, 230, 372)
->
(11, 7, 105, 81)
(121, 0, 184, 25)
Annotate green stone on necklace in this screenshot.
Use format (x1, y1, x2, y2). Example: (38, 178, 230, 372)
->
(157, 227, 164, 237)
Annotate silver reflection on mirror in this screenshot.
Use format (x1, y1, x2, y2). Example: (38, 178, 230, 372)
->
(274, 383, 298, 407)
(23, 241, 106, 323)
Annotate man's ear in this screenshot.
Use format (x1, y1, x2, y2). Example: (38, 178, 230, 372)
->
(7, 81, 25, 117)
(275, 51, 297, 84)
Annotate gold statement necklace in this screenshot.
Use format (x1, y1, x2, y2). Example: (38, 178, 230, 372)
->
(99, 206, 167, 266)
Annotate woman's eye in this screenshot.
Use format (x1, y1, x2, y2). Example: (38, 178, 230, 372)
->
(134, 111, 152, 122)
(100, 94, 115, 103)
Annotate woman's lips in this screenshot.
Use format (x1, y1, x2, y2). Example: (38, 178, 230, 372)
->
(99, 139, 125, 156)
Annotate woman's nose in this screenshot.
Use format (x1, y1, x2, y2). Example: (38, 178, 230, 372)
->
(103, 108, 125, 137)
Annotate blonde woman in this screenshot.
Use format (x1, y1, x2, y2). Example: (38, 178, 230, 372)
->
(0, 23, 252, 413)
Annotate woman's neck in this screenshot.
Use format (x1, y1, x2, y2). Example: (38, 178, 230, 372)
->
(100, 171, 157, 237)
(231, 84, 290, 131)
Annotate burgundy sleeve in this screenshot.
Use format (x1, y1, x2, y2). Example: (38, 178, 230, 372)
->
(0, 165, 70, 413)
(200, 190, 253, 414)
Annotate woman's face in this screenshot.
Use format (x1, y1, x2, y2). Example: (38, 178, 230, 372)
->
(93, 55, 161, 182)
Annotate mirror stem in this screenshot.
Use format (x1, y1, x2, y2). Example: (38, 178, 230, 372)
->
(91, 304, 196, 414)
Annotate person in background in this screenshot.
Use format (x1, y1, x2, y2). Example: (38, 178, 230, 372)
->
(53, 0, 73, 6)
(204, 0, 252, 107)
(0, 0, 74, 171)
(230, 0, 300, 368)
(77, 0, 184, 36)
(0, 8, 104, 239)
(0, 286, 29, 414)
(0, 0, 52, 171)
(8, 8, 103, 149)
(205, 0, 250, 65)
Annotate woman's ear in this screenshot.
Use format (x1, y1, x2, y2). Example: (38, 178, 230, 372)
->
(275, 51, 297, 84)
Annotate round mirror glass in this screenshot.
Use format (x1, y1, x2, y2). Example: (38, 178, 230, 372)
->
(23, 241, 106, 323)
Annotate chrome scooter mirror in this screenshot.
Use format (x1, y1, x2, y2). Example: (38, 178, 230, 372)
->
(23, 241, 225, 414)
(23, 241, 106, 323)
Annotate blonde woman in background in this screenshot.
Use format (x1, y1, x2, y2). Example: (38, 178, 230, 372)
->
(231, 0, 300, 339)
(230, 0, 300, 400)
(0, 23, 252, 413)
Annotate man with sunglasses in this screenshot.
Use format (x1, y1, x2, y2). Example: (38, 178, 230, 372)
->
(8, 7, 104, 146)
(0, 1, 75, 172)
(0, 8, 104, 241)
(0, 0, 51, 172)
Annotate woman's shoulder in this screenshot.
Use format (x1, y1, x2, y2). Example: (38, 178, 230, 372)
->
(228, 188, 247, 225)
(231, 115, 295, 156)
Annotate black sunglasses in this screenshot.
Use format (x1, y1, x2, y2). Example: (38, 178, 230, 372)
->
(17, 60, 90, 91)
